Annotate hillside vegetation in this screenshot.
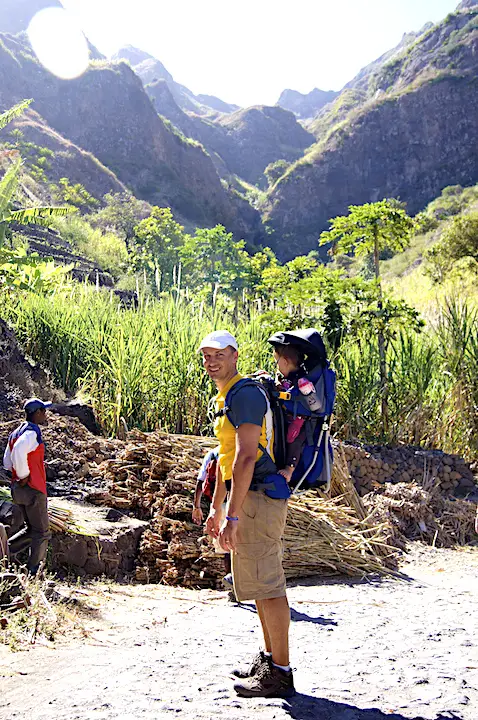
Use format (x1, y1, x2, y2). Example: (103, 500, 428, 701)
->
(382, 184, 478, 312)
(264, 7, 478, 260)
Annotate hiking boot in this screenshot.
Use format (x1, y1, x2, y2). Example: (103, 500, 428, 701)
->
(234, 662, 295, 698)
(222, 572, 233, 587)
(231, 650, 270, 679)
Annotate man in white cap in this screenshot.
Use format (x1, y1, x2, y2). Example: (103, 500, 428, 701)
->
(2, 399, 51, 574)
(199, 330, 294, 699)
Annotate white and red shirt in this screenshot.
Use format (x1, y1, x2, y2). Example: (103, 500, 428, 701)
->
(3, 422, 47, 495)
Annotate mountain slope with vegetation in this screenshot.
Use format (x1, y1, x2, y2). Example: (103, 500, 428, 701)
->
(382, 183, 478, 309)
(116, 45, 314, 187)
(264, 6, 478, 260)
(0, 33, 259, 237)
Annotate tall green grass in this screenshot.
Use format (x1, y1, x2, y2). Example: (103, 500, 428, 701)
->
(4, 287, 273, 436)
(2, 288, 477, 459)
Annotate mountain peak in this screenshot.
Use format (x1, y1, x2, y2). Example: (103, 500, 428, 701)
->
(277, 88, 339, 119)
(0, 0, 62, 35)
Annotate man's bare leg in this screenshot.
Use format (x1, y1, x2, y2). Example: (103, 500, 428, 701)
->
(255, 599, 272, 653)
(257, 595, 290, 667)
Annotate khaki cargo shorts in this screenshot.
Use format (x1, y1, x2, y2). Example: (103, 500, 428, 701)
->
(231, 491, 288, 602)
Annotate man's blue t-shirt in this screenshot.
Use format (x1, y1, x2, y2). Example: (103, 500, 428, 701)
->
(228, 385, 267, 428)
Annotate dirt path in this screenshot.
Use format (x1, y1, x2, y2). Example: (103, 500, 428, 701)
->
(1, 544, 477, 720)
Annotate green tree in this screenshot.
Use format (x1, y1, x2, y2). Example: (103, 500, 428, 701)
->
(425, 211, 478, 282)
(180, 225, 251, 302)
(320, 199, 414, 434)
(130, 207, 185, 292)
(53, 178, 99, 212)
(264, 159, 290, 187)
(89, 192, 149, 247)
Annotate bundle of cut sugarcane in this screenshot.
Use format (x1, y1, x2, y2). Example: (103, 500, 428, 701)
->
(1, 488, 89, 536)
(284, 494, 397, 577)
(48, 501, 90, 535)
(437, 497, 477, 546)
(363, 481, 478, 548)
(129, 442, 399, 586)
(89, 431, 216, 515)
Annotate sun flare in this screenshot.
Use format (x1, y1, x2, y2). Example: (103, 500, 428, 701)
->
(27, 7, 90, 81)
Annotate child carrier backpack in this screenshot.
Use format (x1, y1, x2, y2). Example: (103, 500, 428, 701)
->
(220, 328, 336, 498)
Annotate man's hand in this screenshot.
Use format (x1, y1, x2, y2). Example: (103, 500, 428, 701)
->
(17, 475, 30, 488)
(218, 518, 239, 552)
(205, 509, 220, 538)
(192, 507, 203, 525)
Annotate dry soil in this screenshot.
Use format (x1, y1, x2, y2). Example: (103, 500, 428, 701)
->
(1, 544, 477, 720)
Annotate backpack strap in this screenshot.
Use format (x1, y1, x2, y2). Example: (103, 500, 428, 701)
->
(216, 378, 275, 463)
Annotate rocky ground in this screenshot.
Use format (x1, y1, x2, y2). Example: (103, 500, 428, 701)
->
(0, 544, 477, 720)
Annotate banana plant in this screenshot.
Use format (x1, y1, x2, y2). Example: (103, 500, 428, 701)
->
(0, 100, 75, 247)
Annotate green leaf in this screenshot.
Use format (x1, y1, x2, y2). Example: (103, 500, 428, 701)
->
(7, 205, 75, 226)
(0, 99, 33, 131)
(0, 157, 21, 218)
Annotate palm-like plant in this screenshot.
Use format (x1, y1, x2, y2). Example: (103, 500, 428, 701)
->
(0, 100, 73, 247)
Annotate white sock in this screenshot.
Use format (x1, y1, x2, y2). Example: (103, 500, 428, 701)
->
(264, 651, 272, 658)
(272, 661, 291, 673)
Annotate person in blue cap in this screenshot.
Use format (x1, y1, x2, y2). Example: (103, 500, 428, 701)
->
(2, 398, 51, 574)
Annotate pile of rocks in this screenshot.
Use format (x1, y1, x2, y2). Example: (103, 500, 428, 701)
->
(341, 442, 476, 498)
(42, 417, 121, 499)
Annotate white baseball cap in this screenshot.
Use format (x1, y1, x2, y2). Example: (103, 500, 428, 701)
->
(199, 330, 238, 351)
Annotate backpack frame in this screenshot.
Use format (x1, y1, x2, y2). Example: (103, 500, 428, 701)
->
(220, 362, 336, 496)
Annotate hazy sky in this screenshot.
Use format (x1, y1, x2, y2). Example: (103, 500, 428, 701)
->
(60, 0, 460, 106)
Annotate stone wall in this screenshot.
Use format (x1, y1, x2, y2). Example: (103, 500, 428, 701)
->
(340, 442, 477, 497)
(49, 502, 147, 579)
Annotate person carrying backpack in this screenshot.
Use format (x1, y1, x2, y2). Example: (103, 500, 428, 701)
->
(192, 446, 234, 591)
(200, 330, 295, 699)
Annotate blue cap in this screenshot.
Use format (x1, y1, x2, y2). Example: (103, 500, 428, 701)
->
(23, 398, 52, 414)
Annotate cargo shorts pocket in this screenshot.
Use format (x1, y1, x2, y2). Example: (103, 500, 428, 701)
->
(262, 495, 288, 542)
(241, 493, 258, 520)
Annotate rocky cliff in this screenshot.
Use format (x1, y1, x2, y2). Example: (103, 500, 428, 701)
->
(277, 88, 339, 120)
(113, 46, 239, 117)
(264, 8, 478, 260)
(7, 109, 127, 201)
(116, 45, 316, 186)
(144, 73, 314, 186)
(214, 106, 314, 186)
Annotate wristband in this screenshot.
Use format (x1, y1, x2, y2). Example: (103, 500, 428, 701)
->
(226, 515, 239, 522)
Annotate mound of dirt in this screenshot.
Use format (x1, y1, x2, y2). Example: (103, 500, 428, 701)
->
(0, 318, 63, 419)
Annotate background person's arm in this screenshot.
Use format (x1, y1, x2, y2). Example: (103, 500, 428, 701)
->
(10, 430, 38, 481)
(192, 479, 204, 524)
(205, 465, 227, 537)
(2, 443, 13, 472)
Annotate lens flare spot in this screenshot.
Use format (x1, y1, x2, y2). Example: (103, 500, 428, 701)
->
(27, 8, 89, 80)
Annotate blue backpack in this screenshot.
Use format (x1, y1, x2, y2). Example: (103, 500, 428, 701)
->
(222, 329, 336, 498)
